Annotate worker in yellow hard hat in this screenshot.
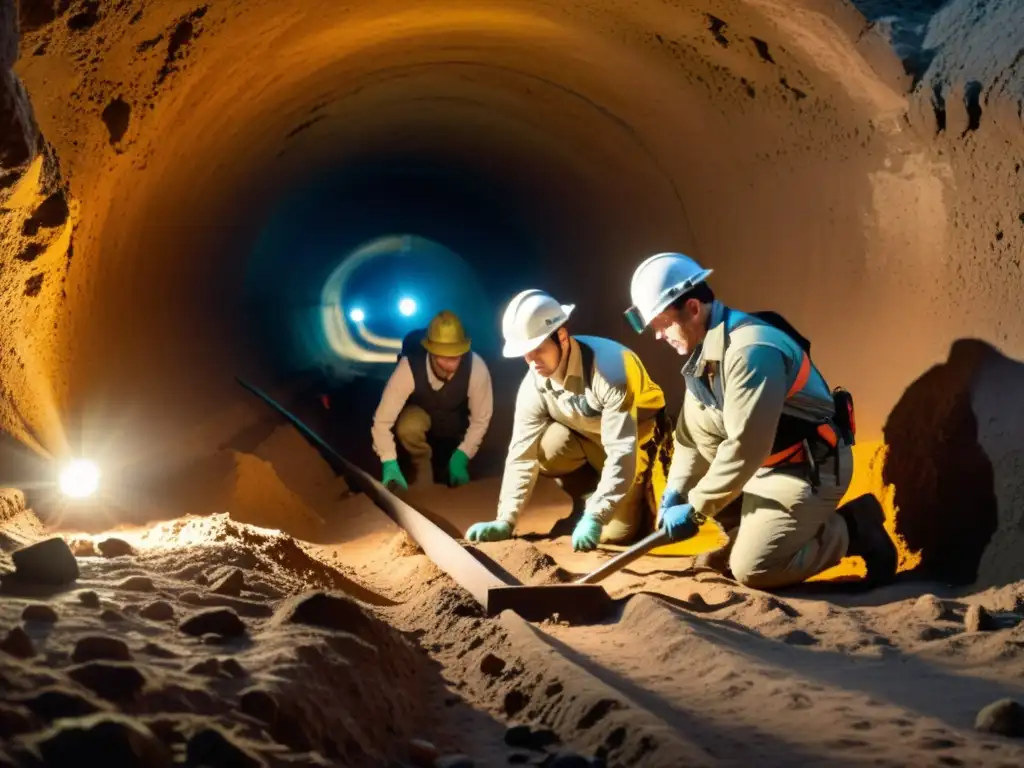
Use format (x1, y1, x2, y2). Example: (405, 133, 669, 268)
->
(372, 310, 494, 490)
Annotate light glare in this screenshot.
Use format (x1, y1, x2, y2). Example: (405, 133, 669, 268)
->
(349, 308, 365, 322)
(398, 297, 416, 316)
(59, 459, 100, 499)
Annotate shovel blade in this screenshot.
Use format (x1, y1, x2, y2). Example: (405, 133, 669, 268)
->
(486, 584, 614, 625)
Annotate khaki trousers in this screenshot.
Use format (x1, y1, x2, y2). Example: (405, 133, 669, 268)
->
(536, 420, 655, 545)
(395, 405, 442, 485)
(702, 444, 853, 590)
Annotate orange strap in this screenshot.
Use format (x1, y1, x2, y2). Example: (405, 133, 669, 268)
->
(786, 352, 811, 399)
(762, 353, 835, 468)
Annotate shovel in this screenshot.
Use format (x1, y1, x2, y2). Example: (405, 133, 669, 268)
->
(576, 529, 673, 585)
(237, 377, 616, 625)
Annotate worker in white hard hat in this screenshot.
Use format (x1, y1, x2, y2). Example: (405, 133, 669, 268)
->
(624, 252, 898, 590)
(372, 310, 494, 490)
(465, 289, 669, 552)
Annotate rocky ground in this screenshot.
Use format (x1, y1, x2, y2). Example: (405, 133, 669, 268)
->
(6, 441, 1023, 767)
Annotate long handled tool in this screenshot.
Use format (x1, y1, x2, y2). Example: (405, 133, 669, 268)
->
(237, 377, 615, 624)
(576, 529, 672, 585)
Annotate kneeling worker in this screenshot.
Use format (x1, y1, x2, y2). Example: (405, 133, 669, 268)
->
(466, 289, 667, 552)
(624, 252, 898, 589)
(372, 310, 493, 490)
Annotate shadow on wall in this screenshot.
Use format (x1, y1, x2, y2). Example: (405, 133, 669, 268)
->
(883, 338, 1024, 588)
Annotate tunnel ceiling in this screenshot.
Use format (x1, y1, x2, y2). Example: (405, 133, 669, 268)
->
(0, 0, 1022, 494)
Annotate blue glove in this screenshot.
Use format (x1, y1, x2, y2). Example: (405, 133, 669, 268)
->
(466, 520, 513, 543)
(571, 514, 603, 552)
(661, 503, 699, 542)
(659, 488, 684, 515)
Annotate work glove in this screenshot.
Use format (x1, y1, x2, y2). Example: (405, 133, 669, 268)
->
(466, 520, 513, 543)
(661, 502, 699, 542)
(448, 450, 470, 487)
(659, 488, 684, 513)
(571, 514, 603, 552)
(381, 460, 408, 492)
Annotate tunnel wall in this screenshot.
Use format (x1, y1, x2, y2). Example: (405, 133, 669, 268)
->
(1, 0, 1023, 585)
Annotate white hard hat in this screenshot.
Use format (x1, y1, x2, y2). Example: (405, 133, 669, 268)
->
(624, 252, 713, 332)
(501, 289, 575, 358)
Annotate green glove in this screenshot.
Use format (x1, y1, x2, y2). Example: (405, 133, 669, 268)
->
(466, 520, 513, 543)
(448, 450, 470, 487)
(571, 514, 603, 552)
(381, 460, 408, 491)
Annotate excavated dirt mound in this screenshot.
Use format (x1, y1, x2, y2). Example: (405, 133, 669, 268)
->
(0, 507, 504, 767)
(145, 450, 328, 543)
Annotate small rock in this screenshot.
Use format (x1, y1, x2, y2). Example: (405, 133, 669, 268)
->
(210, 568, 245, 597)
(435, 755, 474, 768)
(97, 537, 134, 557)
(66, 661, 147, 702)
(187, 658, 222, 676)
(914, 594, 952, 621)
(0, 704, 34, 738)
(0, 626, 36, 658)
(14, 686, 106, 721)
(272, 590, 371, 633)
(684, 592, 708, 609)
(78, 590, 100, 608)
(964, 605, 995, 633)
(72, 635, 132, 663)
(187, 726, 266, 767)
(100, 609, 126, 622)
(221, 658, 246, 678)
(11, 537, 79, 585)
(23, 603, 59, 623)
(140, 601, 174, 621)
(195, 573, 209, 586)
(975, 698, 1024, 737)
(142, 642, 179, 658)
(408, 738, 439, 767)
(117, 575, 155, 592)
(143, 716, 186, 745)
(68, 537, 97, 557)
(504, 690, 528, 716)
(239, 688, 277, 724)
(480, 652, 507, 676)
(21, 712, 170, 766)
(180, 608, 247, 637)
(781, 630, 818, 646)
(548, 752, 591, 768)
(504, 724, 559, 750)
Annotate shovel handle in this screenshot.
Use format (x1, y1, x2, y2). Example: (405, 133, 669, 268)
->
(576, 529, 671, 585)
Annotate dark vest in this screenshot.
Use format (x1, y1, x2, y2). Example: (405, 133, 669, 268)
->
(401, 329, 472, 440)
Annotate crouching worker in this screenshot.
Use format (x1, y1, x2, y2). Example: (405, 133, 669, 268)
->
(371, 310, 493, 490)
(466, 289, 667, 552)
(625, 252, 898, 590)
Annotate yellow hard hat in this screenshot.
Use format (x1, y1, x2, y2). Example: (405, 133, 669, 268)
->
(422, 310, 471, 357)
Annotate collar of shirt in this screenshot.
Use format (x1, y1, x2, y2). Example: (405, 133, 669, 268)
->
(681, 300, 727, 379)
(536, 337, 586, 396)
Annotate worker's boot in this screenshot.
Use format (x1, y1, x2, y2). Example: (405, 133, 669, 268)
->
(839, 494, 898, 588)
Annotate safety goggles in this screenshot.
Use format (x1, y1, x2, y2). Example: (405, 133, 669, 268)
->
(623, 305, 647, 334)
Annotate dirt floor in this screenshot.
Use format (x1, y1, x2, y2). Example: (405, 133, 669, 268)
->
(3, 433, 1024, 767)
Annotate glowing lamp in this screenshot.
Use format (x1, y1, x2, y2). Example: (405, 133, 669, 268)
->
(398, 297, 417, 316)
(59, 459, 100, 499)
(349, 308, 365, 322)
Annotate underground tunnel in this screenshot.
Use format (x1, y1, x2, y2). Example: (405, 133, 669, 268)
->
(1, 0, 1024, 765)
